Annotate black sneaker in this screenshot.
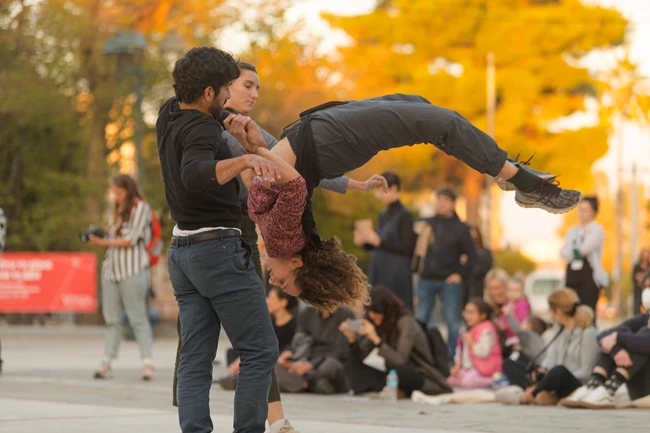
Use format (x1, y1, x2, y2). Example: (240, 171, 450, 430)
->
(515, 179, 582, 214)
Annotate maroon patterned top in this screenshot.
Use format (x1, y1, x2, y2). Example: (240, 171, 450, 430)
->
(248, 176, 309, 258)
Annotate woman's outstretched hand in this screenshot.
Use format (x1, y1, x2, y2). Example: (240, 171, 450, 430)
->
(362, 174, 388, 192)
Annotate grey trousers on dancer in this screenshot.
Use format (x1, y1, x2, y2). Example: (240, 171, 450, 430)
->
(286, 93, 508, 180)
(172, 214, 283, 408)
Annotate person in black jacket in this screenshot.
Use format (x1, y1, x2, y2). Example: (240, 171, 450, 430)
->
(465, 226, 494, 305)
(415, 188, 477, 357)
(354, 172, 416, 310)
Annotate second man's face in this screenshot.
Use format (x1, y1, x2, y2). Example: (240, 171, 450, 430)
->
(226, 69, 260, 115)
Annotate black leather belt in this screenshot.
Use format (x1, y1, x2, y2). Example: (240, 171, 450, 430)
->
(171, 229, 241, 247)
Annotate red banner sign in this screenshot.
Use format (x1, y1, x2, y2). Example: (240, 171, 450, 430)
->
(0, 253, 97, 313)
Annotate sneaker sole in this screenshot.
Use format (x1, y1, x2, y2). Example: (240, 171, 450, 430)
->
(559, 398, 587, 408)
(496, 173, 556, 192)
(577, 401, 616, 409)
(515, 192, 582, 215)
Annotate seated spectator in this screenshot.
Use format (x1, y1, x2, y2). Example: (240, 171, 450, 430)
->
(484, 268, 509, 319)
(447, 298, 503, 388)
(340, 286, 452, 397)
(518, 288, 598, 406)
(562, 289, 650, 408)
(218, 287, 298, 390)
(497, 277, 531, 348)
(274, 306, 353, 394)
(500, 315, 548, 387)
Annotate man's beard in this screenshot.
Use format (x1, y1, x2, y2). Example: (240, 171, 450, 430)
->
(208, 98, 223, 119)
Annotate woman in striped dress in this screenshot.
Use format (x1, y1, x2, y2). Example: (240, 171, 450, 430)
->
(88, 174, 155, 380)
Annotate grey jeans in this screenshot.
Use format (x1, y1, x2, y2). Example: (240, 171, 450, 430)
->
(168, 236, 278, 433)
(171, 215, 283, 407)
(286, 93, 508, 180)
(101, 268, 152, 361)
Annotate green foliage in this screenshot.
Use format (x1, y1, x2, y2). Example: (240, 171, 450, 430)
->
(0, 15, 88, 251)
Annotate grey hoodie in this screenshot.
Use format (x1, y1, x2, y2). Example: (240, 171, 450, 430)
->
(541, 324, 599, 383)
(505, 314, 545, 360)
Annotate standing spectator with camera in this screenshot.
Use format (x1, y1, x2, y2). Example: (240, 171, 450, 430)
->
(88, 174, 155, 381)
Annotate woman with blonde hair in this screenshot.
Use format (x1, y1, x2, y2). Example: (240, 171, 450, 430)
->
(484, 268, 510, 317)
(516, 288, 598, 405)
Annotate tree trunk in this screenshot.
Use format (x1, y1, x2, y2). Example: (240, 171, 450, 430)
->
(463, 169, 485, 225)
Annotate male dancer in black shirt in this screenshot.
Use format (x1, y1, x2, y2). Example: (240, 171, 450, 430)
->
(157, 47, 280, 433)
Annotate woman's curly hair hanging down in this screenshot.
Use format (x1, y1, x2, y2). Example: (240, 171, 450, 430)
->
(294, 237, 370, 314)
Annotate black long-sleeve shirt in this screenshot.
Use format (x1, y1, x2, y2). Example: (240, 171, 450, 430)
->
(156, 97, 241, 230)
(366, 200, 416, 257)
(419, 212, 477, 281)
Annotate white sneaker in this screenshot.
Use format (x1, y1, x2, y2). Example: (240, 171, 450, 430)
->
(495, 386, 524, 405)
(578, 385, 616, 409)
(560, 385, 593, 408)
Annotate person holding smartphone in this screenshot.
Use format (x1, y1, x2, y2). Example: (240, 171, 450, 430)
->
(340, 286, 451, 397)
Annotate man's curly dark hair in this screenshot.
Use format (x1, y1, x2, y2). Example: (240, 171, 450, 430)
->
(295, 237, 370, 314)
(172, 47, 240, 103)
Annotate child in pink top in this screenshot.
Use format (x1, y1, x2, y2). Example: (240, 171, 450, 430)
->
(448, 298, 503, 388)
(498, 278, 531, 347)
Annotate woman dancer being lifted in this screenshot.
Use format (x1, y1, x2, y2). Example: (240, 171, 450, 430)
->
(225, 94, 580, 312)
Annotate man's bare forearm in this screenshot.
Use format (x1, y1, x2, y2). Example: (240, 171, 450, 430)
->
(215, 155, 250, 185)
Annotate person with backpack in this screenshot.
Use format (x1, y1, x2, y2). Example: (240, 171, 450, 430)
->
(88, 174, 156, 381)
(340, 286, 452, 397)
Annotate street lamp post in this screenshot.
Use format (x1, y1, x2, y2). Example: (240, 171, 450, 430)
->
(103, 31, 147, 187)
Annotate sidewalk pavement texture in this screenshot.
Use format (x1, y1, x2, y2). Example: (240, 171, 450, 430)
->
(0, 327, 648, 433)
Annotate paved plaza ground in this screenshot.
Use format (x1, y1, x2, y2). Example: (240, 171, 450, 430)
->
(0, 326, 648, 433)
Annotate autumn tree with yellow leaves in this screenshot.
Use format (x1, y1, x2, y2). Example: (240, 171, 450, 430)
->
(323, 0, 629, 228)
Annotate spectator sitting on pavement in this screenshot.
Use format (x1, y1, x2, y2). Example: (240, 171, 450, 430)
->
(447, 298, 503, 388)
(484, 268, 509, 320)
(275, 306, 353, 394)
(500, 315, 548, 387)
(483, 268, 510, 355)
(561, 287, 650, 409)
(218, 286, 298, 391)
(497, 277, 531, 349)
(340, 286, 452, 398)
(500, 288, 598, 406)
